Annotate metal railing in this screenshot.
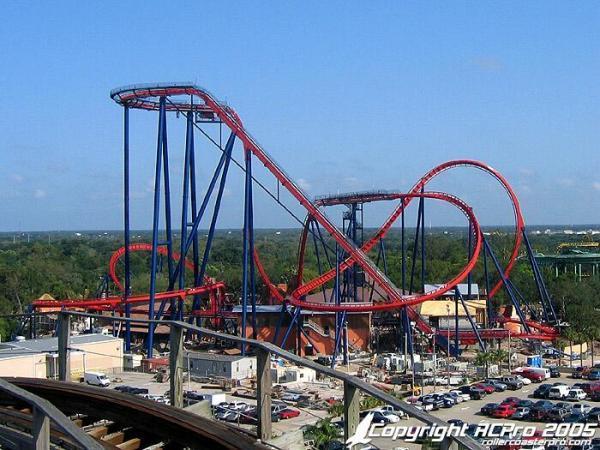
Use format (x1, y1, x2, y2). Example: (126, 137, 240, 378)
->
(54, 310, 483, 450)
(0, 377, 102, 450)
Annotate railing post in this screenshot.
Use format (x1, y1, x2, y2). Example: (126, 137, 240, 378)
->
(169, 323, 184, 408)
(441, 437, 460, 450)
(57, 312, 70, 381)
(343, 380, 360, 443)
(32, 406, 50, 450)
(256, 347, 272, 441)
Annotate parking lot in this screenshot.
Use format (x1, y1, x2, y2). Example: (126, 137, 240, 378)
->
(366, 372, 600, 449)
(108, 371, 328, 440)
(106, 370, 600, 449)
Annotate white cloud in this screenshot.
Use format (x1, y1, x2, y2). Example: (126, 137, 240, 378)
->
(472, 56, 504, 72)
(593, 181, 600, 191)
(297, 178, 311, 192)
(558, 178, 575, 187)
(10, 174, 24, 183)
(33, 189, 46, 199)
(519, 168, 535, 177)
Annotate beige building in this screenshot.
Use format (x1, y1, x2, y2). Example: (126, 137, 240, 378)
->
(0, 334, 123, 379)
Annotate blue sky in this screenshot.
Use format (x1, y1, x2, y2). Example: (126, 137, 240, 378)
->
(0, 1, 598, 231)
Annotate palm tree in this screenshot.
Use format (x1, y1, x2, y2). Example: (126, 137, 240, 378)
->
(586, 327, 599, 367)
(555, 337, 568, 367)
(563, 328, 577, 368)
(304, 418, 342, 450)
(474, 351, 493, 378)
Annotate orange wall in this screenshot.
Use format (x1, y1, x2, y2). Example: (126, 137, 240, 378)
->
(242, 314, 370, 356)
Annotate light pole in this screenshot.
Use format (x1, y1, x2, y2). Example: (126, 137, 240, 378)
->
(446, 304, 451, 386)
(410, 321, 416, 395)
(434, 332, 437, 393)
(508, 329, 512, 373)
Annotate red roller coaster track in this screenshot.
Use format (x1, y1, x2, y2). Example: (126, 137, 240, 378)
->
(33, 84, 557, 344)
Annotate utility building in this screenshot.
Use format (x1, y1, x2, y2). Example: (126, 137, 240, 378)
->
(185, 352, 256, 380)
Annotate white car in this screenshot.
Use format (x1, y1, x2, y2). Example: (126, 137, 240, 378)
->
(572, 403, 592, 415)
(380, 411, 400, 423)
(450, 390, 471, 401)
(377, 405, 408, 419)
(567, 388, 587, 401)
(515, 374, 532, 385)
(520, 444, 544, 450)
(412, 402, 434, 411)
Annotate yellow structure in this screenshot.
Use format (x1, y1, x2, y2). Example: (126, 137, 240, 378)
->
(0, 334, 123, 379)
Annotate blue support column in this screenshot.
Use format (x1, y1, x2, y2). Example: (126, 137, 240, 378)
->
(420, 187, 426, 292)
(467, 222, 473, 302)
(522, 230, 557, 322)
(147, 97, 166, 358)
(161, 116, 175, 319)
(123, 105, 131, 352)
(178, 112, 194, 319)
(248, 152, 257, 339)
(272, 303, 287, 345)
(241, 147, 256, 352)
(280, 307, 301, 349)
(484, 238, 531, 334)
(454, 287, 485, 351)
(197, 133, 236, 285)
(189, 131, 200, 323)
(409, 196, 424, 294)
(454, 289, 459, 358)
(483, 239, 493, 327)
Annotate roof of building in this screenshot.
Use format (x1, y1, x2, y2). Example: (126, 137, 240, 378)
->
(424, 283, 480, 297)
(418, 299, 487, 317)
(0, 333, 122, 354)
(185, 351, 255, 362)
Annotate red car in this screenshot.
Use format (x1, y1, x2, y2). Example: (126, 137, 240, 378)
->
(501, 397, 521, 406)
(493, 404, 517, 418)
(521, 370, 544, 382)
(473, 383, 495, 394)
(279, 408, 300, 419)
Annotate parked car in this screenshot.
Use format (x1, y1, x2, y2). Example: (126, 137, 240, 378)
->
(521, 369, 544, 383)
(529, 400, 554, 420)
(573, 367, 590, 379)
(447, 419, 466, 427)
(359, 410, 399, 424)
(377, 405, 408, 419)
(553, 402, 573, 412)
(571, 403, 592, 416)
(493, 404, 517, 418)
(485, 380, 508, 392)
(515, 374, 532, 385)
(450, 389, 471, 402)
(472, 383, 495, 394)
(548, 385, 570, 399)
(587, 406, 600, 420)
(420, 395, 444, 410)
(480, 403, 499, 416)
(497, 376, 524, 390)
(533, 384, 553, 398)
(549, 366, 561, 378)
(444, 391, 463, 404)
(512, 406, 530, 419)
(431, 394, 454, 408)
(547, 408, 571, 422)
(517, 399, 535, 408)
(567, 388, 587, 401)
(501, 396, 521, 407)
(459, 385, 486, 400)
(588, 370, 600, 381)
(279, 408, 301, 419)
